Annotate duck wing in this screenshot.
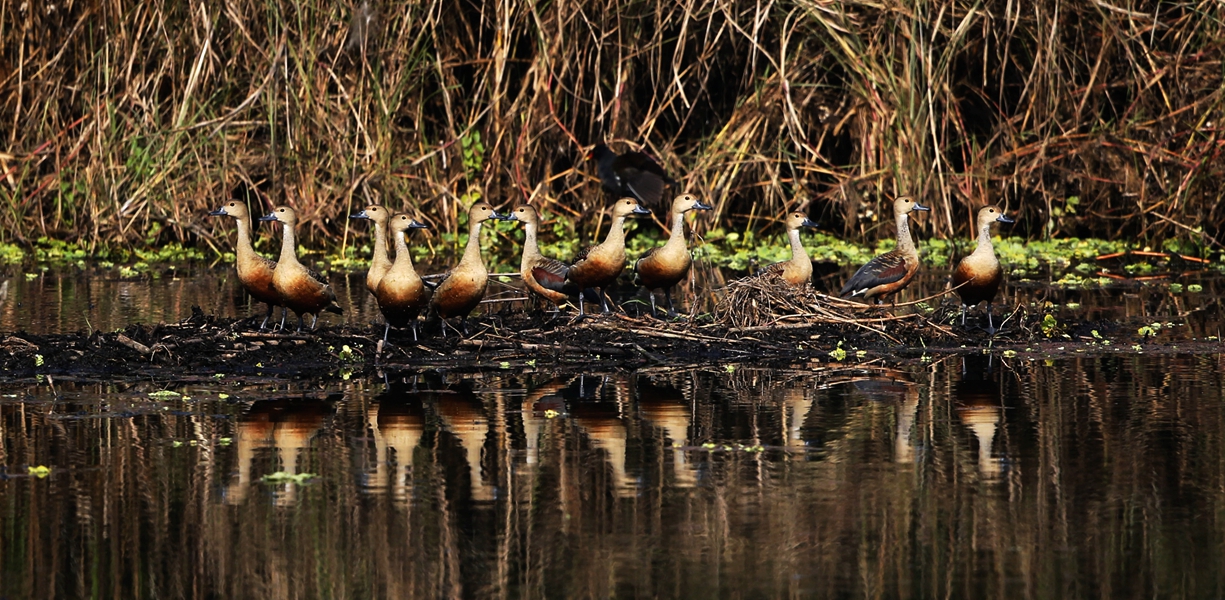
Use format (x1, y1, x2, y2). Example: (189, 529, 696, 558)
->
(839, 251, 906, 297)
(305, 266, 331, 288)
(621, 153, 677, 207)
(634, 246, 661, 272)
(570, 244, 596, 266)
(531, 257, 572, 293)
(756, 260, 786, 278)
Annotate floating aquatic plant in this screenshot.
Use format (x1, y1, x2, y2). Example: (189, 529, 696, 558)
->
(261, 472, 317, 485)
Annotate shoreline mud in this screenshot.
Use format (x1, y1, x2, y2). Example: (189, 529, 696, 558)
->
(2, 302, 1219, 381)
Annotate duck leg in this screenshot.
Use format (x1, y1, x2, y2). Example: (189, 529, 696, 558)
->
(310, 314, 319, 330)
(296, 314, 306, 333)
(260, 303, 274, 330)
(411, 320, 419, 342)
(648, 292, 659, 319)
(960, 304, 968, 326)
(383, 323, 391, 343)
(278, 308, 288, 331)
(599, 289, 612, 314)
(986, 303, 996, 335)
(665, 289, 678, 317)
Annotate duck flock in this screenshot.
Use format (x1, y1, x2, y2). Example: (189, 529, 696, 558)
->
(209, 144, 1014, 340)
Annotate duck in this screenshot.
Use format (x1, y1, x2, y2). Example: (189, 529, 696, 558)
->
(428, 202, 510, 335)
(633, 193, 712, 317)
(565, 197, 652, 316)
(839, 196, 931, 302)
(952, 206, 1015, 333)
(505, 204, 573, 310)
(258, 206, 344, 331)
(757, 211, 820, 287)
(209, 200, 285, 330)
(349, 204, 394, 295)
(374, 213, 431, 341)
(588, 143, 676, 210)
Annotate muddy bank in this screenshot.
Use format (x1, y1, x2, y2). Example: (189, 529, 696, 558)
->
(1, 301, 1218, 381)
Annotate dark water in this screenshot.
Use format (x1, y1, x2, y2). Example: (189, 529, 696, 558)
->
(2, 265, 1224, 597)
(3, 356, 1225, 598)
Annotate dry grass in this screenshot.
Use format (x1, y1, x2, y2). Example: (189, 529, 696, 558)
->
(2, 0, 1224, 255)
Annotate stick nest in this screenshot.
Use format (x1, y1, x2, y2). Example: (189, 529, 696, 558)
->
(713, 273, 860, 329)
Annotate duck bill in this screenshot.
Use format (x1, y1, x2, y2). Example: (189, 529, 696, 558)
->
(801, 218, 819, 228)
(693, 201, 714, 211)
(996, 214, 1015, 224)
(631, 205, 652, 215)
(408, 219, 430, 229)
(258, 212, 279, 222)
(912, 203, 931, 212)
(501, 212, 520, 222)
(350, 210, 370, 220)
(490, 211, 513, 221)
(208, 207, 228, 216)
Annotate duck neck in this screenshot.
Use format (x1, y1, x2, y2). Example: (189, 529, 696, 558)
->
(277, 221, 300, 266)
(895, 211, 917, 256)
(603, 216, 628, 248)
(521, 220, 541, 271)
(788, 228, 808, 264)
(392, 230, 416, 272)
(234, 214, 257, 259)
(372, 220, 390, 265)
(461, 220, 485, 267)
(665, 210, 688, 249)
(974, 223, 994, 253)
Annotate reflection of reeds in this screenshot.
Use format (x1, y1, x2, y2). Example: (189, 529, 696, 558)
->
(3, 0, 1223, 255)
(6, 358, 1225, 597)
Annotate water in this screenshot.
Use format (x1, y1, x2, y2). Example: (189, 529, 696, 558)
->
(3, 355, 1225, 598)
(1, 265, 1223, 597)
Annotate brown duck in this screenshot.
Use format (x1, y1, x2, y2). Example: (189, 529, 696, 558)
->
(633, 193, 712, 317)
(209, 200, 285, 329)
(428, 202, 509, 335)
(757, 211, 820, 287)
(259, 206, 344, 331)
(565, 197, 652, 316)
(350, 204, 394, 295)
(952, 206, 1014, 333)
(375, 213, 431, 341)
(840, 196, 930, 302)
(506, 204, 573, 310)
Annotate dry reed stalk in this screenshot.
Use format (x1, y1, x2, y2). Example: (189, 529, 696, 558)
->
(1, 0, 1223, 257)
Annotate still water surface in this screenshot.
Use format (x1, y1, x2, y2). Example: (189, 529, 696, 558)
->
(3, 355, 1224, 598)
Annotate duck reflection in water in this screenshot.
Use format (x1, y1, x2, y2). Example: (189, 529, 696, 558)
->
(520, 377, 570, 468)
(433, 380, 496, 502)
(366, 378, 428, 505)
(956, 354, 1006, 480)
(637, 374, 697, 487)
(565, 374, 639, 497)
(223, 398, 335, 506)
(839, 372, 921, 464)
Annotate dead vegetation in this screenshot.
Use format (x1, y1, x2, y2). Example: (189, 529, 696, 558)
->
(1, 0, 1223, 256)
(712, 274, 963, 344)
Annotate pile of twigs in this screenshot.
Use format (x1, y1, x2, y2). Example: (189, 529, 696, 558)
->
(712, 273, 963, 345)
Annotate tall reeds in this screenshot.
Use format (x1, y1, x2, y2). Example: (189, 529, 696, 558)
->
(1, 0, 1222, 254)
